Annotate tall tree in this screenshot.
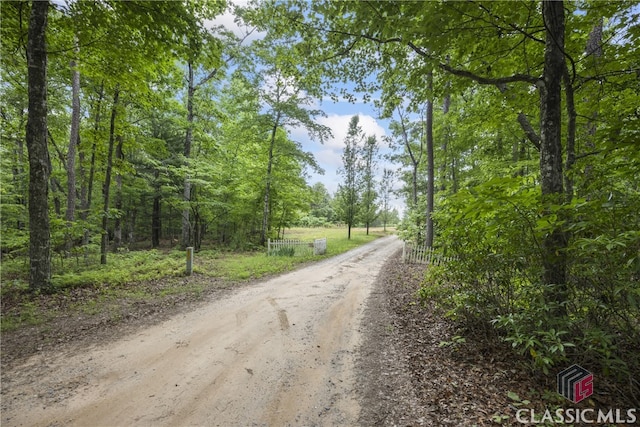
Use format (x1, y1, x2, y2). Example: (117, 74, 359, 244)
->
(538, 0, 568, 312)
(379, 168, 395, 232)
(245, 43, 329, 245)
(387, 104, 428, 241)
(425, 70, 435, 247)
(181, 55, 224, 249)
(65, 41, 80, 254)
(389, 105, 423, 211)
(26, 0, 52, 290)
(180, 15, 250, 248)
(100, 87, 119, 265)
(337, 116, 364, 240)
(360, 135, 379, 235)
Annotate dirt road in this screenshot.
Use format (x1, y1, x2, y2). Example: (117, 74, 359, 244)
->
(2, 235, 401, 427)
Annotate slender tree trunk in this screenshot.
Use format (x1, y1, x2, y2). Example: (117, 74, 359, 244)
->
(152, 195, 161, 248)
(262, 116, 280, 246)
(80, 82, 104, 251)
(87, 83, 104, 212)
(397, 107, 421, 209)
(583, 18, 603, 189)
(26, 0, 51, 290)
(425, 70, 435, 247)
(112, 135, 124, 252)
(152, 170, 161, 248)
(12, 109, 27, 230)
(539, 0, 568, 313)
(397, 107, 421, 237)
(65, 47, 80, 254)
(100, 87, 119, 264)
(49, 174, 62, 217)
(278, 203, 287, 239)
(182, 62, 194, 249)
(441, 69, 451, 193)
(563, 66, 576, 203)
(128, 208, 136, 245)
(451, 157, 458, 194)
(193, 212, 202, 251)
(191, 184, 202, 251)
(440, 129, 448, 192)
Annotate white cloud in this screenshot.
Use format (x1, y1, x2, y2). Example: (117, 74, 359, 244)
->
(205, 1, 266, 43)
(314, 149, 343, 170)
(317, 113, 387, 149)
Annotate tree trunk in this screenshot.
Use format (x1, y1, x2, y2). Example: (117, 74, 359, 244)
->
(583, 18, 603, 189)
(425, 70, 435, 248)
(80, 82, 104, 250)
(152, 170, 161, 248)
(396, 107, 421, 237)
(397, 107, 420, 208)
(49, 174, 62, 217)
(539, 0, 568, 313)
(440, 70, 451, 193)
(182, 62, 194, 249)
(193, 212, 202, 251)
(451, 157, 458, 194)
(152, 195, 161, 248)
(113, 135, 124, 252)
(65, 48, 80, 254)
(100, 87, 119, 264)
(12, 110, 27, 230)
(26, 0, 51, 290)
(262, 116, 279, 246)
(128, 208, 136, 245)
(439, 127, 448, 192)
(563, 65, 576, 203)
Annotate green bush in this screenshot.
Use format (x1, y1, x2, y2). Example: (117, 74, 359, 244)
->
(420, 174, 640, 385)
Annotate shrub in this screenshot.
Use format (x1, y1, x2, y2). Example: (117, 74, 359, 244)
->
(420, 175, 640, 391)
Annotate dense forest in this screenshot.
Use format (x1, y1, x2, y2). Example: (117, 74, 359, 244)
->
(1, 0, 639, 403)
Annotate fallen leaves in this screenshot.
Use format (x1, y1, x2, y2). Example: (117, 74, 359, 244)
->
(358, 251, 547, 426)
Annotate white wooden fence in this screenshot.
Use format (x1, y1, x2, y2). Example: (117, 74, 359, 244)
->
(402, 241, 455, 265)
(268, 238, 327, 256)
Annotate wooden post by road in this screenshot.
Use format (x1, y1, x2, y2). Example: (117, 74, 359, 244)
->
(186, 246, 193, 275)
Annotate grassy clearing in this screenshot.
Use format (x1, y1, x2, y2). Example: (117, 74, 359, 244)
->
(196, 227, 391, 280)
(0, 227, 393, 332)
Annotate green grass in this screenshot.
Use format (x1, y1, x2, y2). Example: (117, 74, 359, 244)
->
(0, 227, 393, 332)
(196, 227, 392, 280)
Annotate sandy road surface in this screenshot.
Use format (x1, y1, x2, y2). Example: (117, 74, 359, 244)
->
(2, 235, 401, 427)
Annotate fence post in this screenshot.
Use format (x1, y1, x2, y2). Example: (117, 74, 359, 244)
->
(186, 247, 193, 275)
(267, 238, 271, 256)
